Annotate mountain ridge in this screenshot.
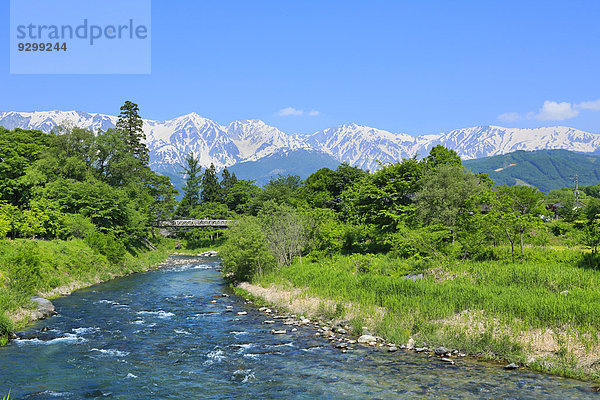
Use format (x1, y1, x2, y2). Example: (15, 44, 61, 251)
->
(1, 110, 600, 173)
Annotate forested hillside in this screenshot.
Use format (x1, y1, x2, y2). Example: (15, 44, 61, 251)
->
(464, 149, 600, 192)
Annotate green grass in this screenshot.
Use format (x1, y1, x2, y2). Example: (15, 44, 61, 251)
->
(253, 248, 600, 381)
(0, 237, 175, 340)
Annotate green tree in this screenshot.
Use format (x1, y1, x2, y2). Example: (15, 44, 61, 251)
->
(414, 165, 483, 243)
(177, 152, 202, 217)
(478, 186, 547, 262)
(424, 145, 462, 168)
(343, 158, 422, 233)
(116, 100, 148, 165)
(223, 180, 260, 214)
(0, 128, 49, 206)
(201, 163, 221, 203)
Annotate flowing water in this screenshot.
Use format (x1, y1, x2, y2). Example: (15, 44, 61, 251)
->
(0, 256, 598, 399)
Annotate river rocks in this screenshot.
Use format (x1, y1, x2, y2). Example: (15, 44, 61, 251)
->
(210, 300, 217, 303)
(407, 338, 415, 350)
(226, 306, 233, 309)
(504, 362, 519, 370)
(271, 329, 286, 335)
(336, 328, 347, 335)
(200, 250, 219, 257)
(335, 342, 348, 349)
(263, 320, 275, 324)
(434, 346, 450, 356)
(221, 293, 229, 297)
(388, 346, 398, 352)
(440, 358, 455, 365)
(357, 334, 377, 344)
(30, 296, 57, 320)
(237, 311, 247, 316)
(414, 347, 427, 353)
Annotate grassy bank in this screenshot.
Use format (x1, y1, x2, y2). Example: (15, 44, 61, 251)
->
(0, 237, 182, 342)
(249, 249, 600, 382)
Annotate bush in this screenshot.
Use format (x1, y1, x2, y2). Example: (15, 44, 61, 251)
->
(221, 216, 275, 281)
(85, 230, 126, 264)
(5, 244, 43, 294)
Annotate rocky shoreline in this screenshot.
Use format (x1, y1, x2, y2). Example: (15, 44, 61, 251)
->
(233, 284, 524, 373)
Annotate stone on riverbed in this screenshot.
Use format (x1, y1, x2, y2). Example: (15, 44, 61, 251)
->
(357, 334, 377, 344)
(30, 296, 57, 320)
(441, 358, 455, 365)
(388, 346, 398, 352)
(434, 346, 450, 356)
(504, 363, 519, 370)
(271, 329, 286, 335)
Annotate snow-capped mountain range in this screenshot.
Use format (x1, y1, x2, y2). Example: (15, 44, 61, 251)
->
(1, 110, 600, 172)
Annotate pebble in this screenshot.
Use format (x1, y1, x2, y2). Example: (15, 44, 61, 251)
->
(210, 300, 217, 303)
(388, 346, 398, 352)
(291, 328, 297, 332)
(225, 306, 233, 309)
(221, 293, 229, 297)
(504, 363, 519, 370)
(271, 329, 287, 335)
(237, 311, 247, 316)
(441, 358, 455, 365)
(263, 320, 275, 324)
(414, 347, 427, 353)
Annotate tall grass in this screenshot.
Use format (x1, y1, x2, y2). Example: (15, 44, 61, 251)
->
(255, 248, 600, 380)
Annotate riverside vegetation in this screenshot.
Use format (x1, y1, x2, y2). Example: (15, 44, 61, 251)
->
(0, 102, 193, 342)
(215, 146, 600, 382)
(5, 102, 600, 383)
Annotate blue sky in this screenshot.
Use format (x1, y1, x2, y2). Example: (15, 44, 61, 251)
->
(2, 1, 600, 135)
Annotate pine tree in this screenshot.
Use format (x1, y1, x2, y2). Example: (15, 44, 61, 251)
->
(176, 152, 202, 217)
(116, 100, 149, 165)
(201, 163, 221, 203)
(221, 168, 238, 191)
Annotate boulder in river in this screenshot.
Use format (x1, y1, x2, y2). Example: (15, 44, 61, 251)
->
(30, 296, 57, 320)
(434, 346, 450, 356)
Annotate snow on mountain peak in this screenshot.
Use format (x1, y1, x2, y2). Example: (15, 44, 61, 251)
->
(1, 110, 600, 172)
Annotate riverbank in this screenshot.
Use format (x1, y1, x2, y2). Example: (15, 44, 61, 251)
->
(0, 238, 189, 341)
(238, 252, 600, 383)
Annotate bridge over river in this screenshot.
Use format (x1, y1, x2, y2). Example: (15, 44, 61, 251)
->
(155, 219, 233, 228)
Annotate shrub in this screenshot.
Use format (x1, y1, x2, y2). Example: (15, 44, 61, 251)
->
(5, 244, 43, 294)
(85, 230, 126, 264)
(221, 216, 275, 281)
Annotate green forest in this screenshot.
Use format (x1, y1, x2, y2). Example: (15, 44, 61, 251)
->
(3, 102, 600, 380)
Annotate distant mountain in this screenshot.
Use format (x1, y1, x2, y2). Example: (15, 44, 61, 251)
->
(2, 110, 600, 179)
(228, 149, 340, 186)
(464, 149, 600, 192)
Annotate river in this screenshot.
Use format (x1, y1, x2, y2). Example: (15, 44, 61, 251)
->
(0, 255, 598, 399)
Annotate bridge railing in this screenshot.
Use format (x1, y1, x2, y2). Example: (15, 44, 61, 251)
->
(155, 219, 233, 228)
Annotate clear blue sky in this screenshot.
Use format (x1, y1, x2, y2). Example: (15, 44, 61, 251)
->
(2, 1, 600, 135)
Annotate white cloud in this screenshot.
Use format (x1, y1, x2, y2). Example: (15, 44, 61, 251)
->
(535, 101, 579, 121)
(578, 99, 600, 111)
(498, 112, 521, 122)
(499, 98, 600, 124)
(278, 107, 303, 117)
(308, 110, 320, 117)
